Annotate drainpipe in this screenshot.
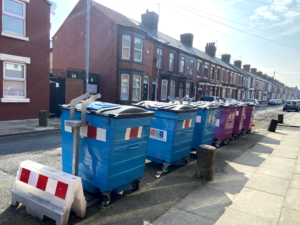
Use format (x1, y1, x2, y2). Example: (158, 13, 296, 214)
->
(116, 25, 120, 103)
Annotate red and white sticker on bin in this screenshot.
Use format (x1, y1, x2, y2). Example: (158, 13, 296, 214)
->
(17, 167, 68, 199)
(182, 119, 192, 128)
(125, 127, 143, 140)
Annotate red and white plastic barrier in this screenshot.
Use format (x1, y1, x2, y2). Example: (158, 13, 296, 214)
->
(11, 160, 86, 225)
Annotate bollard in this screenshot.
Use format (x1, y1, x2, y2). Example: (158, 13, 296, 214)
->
(38, 110, 47, 127)
(195, 145, 216, 181)
(268, 119, 278, 132)
(278, 114, 284, 124)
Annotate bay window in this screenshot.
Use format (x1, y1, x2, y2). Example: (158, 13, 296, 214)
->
(122, 35, 131, 59)
(156, 48, 163, 69)
(134, 37, 143, 62)
(132, 75, 141, 101)
(121, 74, 129, 100)
(2, 0, 26, 36)
(161, 79, 168, 100)
(170, 80, 175, 98)
(3, 62, 26, 99)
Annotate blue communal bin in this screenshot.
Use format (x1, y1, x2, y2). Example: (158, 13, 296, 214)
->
(133, 101, 198, 173)
(190, 102, 219, 149)
(60, 102, 154, 195)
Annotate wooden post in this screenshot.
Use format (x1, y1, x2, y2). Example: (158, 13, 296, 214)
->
(195, 145, 216, 181)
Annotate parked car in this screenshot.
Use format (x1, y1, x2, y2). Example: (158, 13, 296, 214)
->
(200, 96, 224, 102)
(225, 98, 238, 103)
(247, 99, 260, 107)
(277, 99, 283, 104)
(283, 101, 299, 112)
(268, 99, 278, 105)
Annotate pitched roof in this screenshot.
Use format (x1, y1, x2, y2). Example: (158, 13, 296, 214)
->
(92, 1, 234, 71)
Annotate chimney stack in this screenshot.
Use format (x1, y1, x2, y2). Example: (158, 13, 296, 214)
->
(141, 10, 159, 31)
(243, 64, 251, 72)
(234, 60, 242, 68)
(180, 33, 194, 47)
(257, 71, 263, 76)
(221, 54, 231, 63)
(251, 68, 257, 74)
(205, 43, 217, 57)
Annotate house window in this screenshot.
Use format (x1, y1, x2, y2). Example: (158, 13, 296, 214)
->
(169, 53, 175, 72)
(222, 88, 226, 98)
(120, 74, 129, 100)
(234, 74, 237, 84)
(156, 48, 163, 69)
(186, 83, 191, 96)
(2, 0, 26, 36)
(132, 75, 141, 101)
(217, 69, 220, 81)
(134, 37, 143, 62)
(221, 70, 224, 82)
(211, 67, 214, 80)
(196, 62, 201, 77)
(204, 65, 208, 79)
(179, 82, 184, 98)
(226, 71, 229, 83)
(170, 80, 175, 98)
(3, 62, 26, 98)
(189, 59, 194, 75)
(122, 35, 131, 59)
(179, 57, 185, 73)
(230, 73, 233, 84)
(161, 79, 168, 100)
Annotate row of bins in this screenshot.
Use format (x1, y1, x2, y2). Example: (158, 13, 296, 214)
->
(60, 97, 255, 204)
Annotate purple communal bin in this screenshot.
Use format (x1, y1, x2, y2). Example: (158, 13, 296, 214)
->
(213, 104, 238, 147)
(242, 103, 256, 134)
(232, 103, 247, 140)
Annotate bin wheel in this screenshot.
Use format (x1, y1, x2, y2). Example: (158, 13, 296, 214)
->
(102, 193, 111, 206)
(224, 139, 229, 145)
(132, 180, 140, 191)
(230, 135, 236, 141)
(180, 158, 187, 166)
(215, 140, 222, 148)
(162, 164, 170, 174)
(242, 130, 247, 135)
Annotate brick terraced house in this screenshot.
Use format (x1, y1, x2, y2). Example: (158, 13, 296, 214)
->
(52, 0, 296, 104)
(0, 0, 51, 120)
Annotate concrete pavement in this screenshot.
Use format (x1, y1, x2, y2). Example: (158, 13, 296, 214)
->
(153, 130, 300, 225)
(282, 113, 300, 127)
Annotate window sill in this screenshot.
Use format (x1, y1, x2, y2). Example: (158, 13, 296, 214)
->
(188, 74, 193, 77)
(156, 67, 163, 70)
(133, 61, 144, 65)
(1, 31, 29, 42)
(1, 98, 30, 103)
(120, 59, 132, 62)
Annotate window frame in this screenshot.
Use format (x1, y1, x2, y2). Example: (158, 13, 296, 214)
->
(196, 61, 201, 77)
(2, 0, 26, 37)
(169, 52, 175, 72)
(161, 79, 168, 100)
(122, 35, 131, 60)
(217, 68, 220, 81)
(120, 73, 130, 100)
(226, 71, 229, 83)
(170, 80, 175, 98)
(3, 61, 26, 99)
(189, 59, 194, 75)
(204, 64, 209, 79)
(133, 37, 143, 62)
(179, 56, 185, 73)
(156, 48, 163, 69)
(211, 66, 214, 80)
(221, 70, 225, 82)
(132, 75, 141, 101)
(186, 82, 191, 96)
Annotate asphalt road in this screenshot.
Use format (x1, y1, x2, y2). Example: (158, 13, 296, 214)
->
(0, 103, 298, 224)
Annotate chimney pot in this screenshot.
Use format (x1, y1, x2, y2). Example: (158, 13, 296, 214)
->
(180, 33, 194, 47)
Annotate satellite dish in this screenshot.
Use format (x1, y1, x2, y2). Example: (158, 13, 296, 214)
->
(50, 1, 57, 12)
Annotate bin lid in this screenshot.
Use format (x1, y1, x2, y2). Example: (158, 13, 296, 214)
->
(219, 102, 239, 108)
(190, 102, 219, 110)
(61, 101, 154, 119)
(133, 101, 198, 113)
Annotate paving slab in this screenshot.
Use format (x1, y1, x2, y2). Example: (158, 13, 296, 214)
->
(280, 139, 300, 147)
(245, 173, 290, 196)
(290, 174, 300, 189)
(279, 208, 300, 225)
(223, 162, 258, 178)
(248, 144, 275, 153)
(262, 156, 296, 168)
(174, 187, 232, 221)
(233, 151, 269, 167)
(152, 207, 215, 225)
(294, 163, 300, 174)
(270, 150, 298, 159)
(215, 208, 275, 225)
(273, 145, 299, 153)
(259, 137, 281, 145)
(229, 187, 284, 222)
(285, 188, 300, 211)
(203, 172, 248, 200)
(265, 133, 285, 141)
(256, 163, 294, 179)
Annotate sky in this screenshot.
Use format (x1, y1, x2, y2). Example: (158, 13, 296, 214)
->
(50, 0, 300, 87)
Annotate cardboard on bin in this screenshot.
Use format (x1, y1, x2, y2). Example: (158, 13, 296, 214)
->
(133, 101, 198, 113)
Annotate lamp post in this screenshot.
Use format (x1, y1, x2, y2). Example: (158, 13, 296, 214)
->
(156, 41, 170, 101)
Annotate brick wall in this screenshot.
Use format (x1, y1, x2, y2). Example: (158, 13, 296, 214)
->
(65, 78, 83, 103)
